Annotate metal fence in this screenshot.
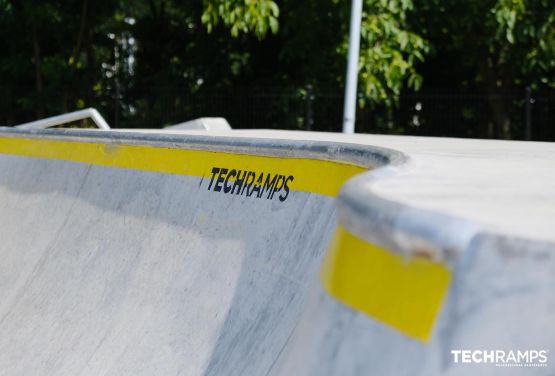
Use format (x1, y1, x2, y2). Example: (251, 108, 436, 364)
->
(2, 86, 554, 141)
(113, 87, 554, 141)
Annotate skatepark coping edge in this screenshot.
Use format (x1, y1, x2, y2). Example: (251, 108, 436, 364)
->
(0, 126, 536, 341)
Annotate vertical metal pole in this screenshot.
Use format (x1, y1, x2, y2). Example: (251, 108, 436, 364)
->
(525, 86, 532, 141)
(342, 0, 363, 134)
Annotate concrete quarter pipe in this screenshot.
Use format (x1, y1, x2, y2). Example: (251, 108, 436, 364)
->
(0, 127, 553, 375)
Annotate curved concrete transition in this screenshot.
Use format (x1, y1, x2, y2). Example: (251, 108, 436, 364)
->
(0, 127, 553, 375)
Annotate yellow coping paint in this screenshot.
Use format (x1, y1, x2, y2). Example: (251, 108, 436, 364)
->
(0, 136, 365, 197)
(321, 225, 451, 341)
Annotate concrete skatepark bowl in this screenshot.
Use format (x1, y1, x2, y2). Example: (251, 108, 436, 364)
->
(0, 126, 553, 375)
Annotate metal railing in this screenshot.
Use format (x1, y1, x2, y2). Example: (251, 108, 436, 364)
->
(14, 108, 110, 130)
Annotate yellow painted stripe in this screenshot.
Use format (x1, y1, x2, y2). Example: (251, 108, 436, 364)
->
(320, 225, 451, 341)
(0, 136, 365, 197)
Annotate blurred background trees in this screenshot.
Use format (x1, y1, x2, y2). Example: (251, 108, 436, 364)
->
(0, 0, 553, 139)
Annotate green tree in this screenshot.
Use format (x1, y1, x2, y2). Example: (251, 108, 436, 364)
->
(413, 0, 555, 138)
(202, 0, 554, 136)
(201, 0, 279, 38)
(1, 0, 553, 136)
(202, 0, 428, 108)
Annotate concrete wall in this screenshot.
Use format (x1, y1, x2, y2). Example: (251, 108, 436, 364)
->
(0, 128, 553, 375)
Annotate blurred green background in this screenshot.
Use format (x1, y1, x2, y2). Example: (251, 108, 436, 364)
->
(0, 0, 553, 139)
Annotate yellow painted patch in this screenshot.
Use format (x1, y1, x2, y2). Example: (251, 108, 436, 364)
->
(0, 135, 365, 197)
(320, 225, 451, 341)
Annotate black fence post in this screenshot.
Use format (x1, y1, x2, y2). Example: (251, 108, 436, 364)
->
(306, 85, 314, 131)
(114, 81, 120, 128)
(525, 86, 533, 141)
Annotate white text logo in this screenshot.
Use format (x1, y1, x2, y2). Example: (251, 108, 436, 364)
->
(451, 350, 549, 367)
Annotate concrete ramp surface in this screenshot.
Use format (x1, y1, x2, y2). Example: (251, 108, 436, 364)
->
(0, 128, 553, 375)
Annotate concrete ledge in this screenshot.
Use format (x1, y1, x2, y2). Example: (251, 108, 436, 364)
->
(166, 117, 232, 131)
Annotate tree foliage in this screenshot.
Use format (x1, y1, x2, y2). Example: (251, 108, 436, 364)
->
(202, 0, 279, 38)
(357, 0, 428, 106)
(201, 0, 428, 107)
(0, 0, 553, 133)
(413, 0, 555, 137)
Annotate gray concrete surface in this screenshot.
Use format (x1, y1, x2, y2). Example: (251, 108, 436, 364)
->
(0, 128, 553, 375)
